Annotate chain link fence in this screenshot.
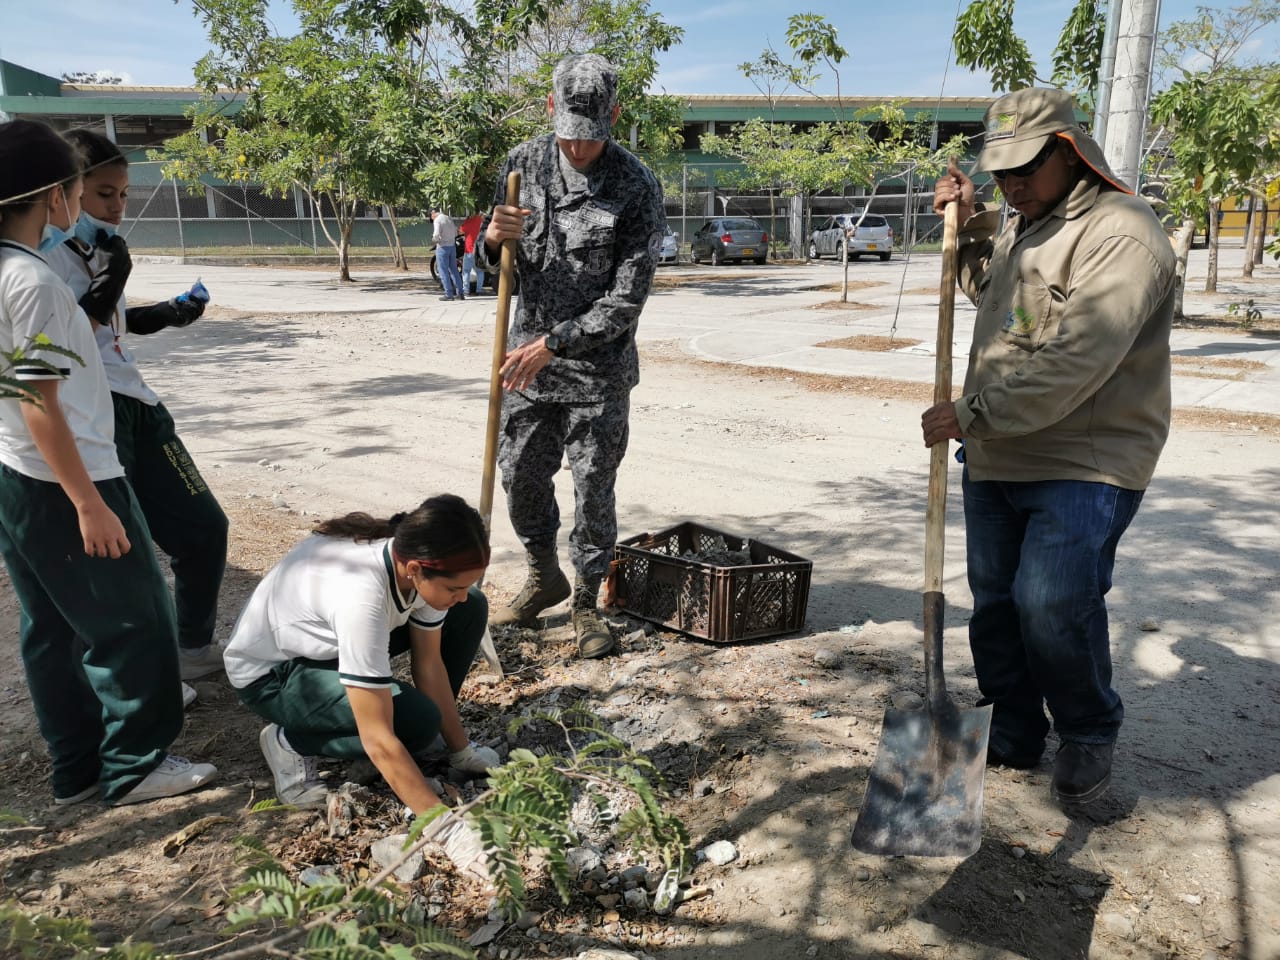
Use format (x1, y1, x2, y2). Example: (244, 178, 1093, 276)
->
(122, 161, 428, 253)
(122, 160, 952, 258)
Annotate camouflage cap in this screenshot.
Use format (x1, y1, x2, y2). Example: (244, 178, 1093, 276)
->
(552, 53, 618, 142)
(976, 87, 1130, 193)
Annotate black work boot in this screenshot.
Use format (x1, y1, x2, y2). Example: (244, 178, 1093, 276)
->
(1051, 741, 1114, 806)
(490, 548, 571, 627)
(571, 579, 614, 659)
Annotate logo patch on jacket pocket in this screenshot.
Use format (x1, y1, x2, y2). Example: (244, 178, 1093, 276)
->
(1003, 305, 1037, 336)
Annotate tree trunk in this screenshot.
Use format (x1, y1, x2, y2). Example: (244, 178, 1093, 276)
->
(339, 220, 353, 282)
(311, 189, 354, 282)
(1205, 198, 1220, 294)
(1242, 194, 1256, 279)
(374, 213, 395, 263)
(841, 236, 850, 303)
(387, 209, 408, 271)
(1171, 218, 1194, 320)
(801, 191, 811, 262)
(1256, 192, 1271, 265)
(762, 189, 773, 263)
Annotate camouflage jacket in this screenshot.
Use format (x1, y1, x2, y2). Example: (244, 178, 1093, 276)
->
(477, 134, 665, 403)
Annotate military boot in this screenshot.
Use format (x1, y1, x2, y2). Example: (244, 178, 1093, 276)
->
(490, 548, 571, 627)
(571, 579, 614, 659)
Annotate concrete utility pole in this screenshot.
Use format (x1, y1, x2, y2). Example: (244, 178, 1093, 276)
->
(1097, 0, 1163, 192)
(1092, 0, 1125, 147)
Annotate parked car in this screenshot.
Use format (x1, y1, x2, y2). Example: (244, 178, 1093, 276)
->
(690, 217, 768, 266)
(809, 212, 893, 261)
(658, 224, 680, 265)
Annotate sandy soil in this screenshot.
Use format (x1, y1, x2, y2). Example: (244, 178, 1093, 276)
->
(0, 266, 1278, 960)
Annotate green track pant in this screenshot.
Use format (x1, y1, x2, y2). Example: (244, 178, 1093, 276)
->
(0, 466, 183, 802)
(113, 396, 228, 650)
(237, 587, 487, 758)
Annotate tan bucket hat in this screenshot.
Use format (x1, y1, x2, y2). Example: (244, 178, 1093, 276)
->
(976, 87, 1131, 194)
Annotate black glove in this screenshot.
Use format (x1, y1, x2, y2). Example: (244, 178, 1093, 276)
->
(78, 234, 133, 325)
(124, 295, 203, 335)
(168, 295, 205, 327)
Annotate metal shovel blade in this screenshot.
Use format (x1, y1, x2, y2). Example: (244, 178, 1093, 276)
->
(850, 699, 992, 857)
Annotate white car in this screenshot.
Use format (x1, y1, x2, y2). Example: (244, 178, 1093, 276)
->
(809, 212, 894, 261)
(658, 225, 679, 265)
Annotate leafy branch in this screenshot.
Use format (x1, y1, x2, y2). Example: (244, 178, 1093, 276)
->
(2, 705, 690, 960)
(0, 334, 86, 409)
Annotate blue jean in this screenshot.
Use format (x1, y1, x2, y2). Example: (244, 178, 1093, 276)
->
(962, 472, 1144, 756)
(436, 245, 463, 298)
(461, 251, 477, 294)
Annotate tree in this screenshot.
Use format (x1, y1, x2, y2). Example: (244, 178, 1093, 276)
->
(953, 0, 1105, 100)
(1152, 69, 1279, 294)
(61, 71, 126, 85)
(701, 14, 966, 297)
(159, 0, 683, 279)
(696, 47, 816, 259)
(161, 0, 448, 280)
(490, 0, 685, 158)
(1150, 1, 1280, 293)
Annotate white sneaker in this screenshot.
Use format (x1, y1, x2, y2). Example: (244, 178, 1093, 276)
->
(259, 724, 327, 807)
(182, 682, 198, 709)
(113, 755, 218, 806)
(178, 643, 225, 681)
(53, 783, 98, 806)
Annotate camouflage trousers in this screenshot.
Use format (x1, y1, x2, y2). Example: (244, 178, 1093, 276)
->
(498, 389, 631, 583)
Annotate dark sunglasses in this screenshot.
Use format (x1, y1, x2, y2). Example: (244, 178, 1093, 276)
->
(991, 137, 1060, 180)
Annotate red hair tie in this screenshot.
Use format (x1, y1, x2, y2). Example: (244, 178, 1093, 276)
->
(394, 546, 491, 573)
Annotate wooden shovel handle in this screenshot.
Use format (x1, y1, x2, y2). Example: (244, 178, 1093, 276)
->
(479, 171, 521, 534)
(924, 201, 959, 595)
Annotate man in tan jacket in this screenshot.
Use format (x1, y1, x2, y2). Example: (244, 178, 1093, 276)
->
(923, 87, 1174, 807)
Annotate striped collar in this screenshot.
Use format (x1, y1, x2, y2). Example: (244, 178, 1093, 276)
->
(382, 543, 416, 613)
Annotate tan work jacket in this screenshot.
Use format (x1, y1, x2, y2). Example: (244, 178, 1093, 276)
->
(954, 178, 1175, 490)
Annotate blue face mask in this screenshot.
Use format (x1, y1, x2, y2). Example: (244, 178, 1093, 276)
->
(37, 187, 75, 253)
(73, 211, 118, 248)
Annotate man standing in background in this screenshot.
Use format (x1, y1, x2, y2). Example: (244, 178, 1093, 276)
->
(431, 208, 464, 301)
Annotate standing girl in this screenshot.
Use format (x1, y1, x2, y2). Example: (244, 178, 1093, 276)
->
(223, 493, 499, 880)
(47, 130, 229, 688)
(0, 119, 216, 805)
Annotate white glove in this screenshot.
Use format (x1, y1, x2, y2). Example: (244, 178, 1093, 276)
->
(422, 810, 491, 883)
(450, 742, 500, 774)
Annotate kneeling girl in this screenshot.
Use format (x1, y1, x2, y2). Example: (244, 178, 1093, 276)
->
(223, 494, 499, 876)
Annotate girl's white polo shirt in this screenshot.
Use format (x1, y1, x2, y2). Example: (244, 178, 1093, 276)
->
(224, 535, 447, 689)
(0, 241, 122, 482)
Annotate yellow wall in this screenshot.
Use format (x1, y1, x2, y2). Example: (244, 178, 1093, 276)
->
(1218, 195, 1279, 240)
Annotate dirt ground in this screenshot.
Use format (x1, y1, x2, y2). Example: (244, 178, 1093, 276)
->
(1, 264, 1278, 960)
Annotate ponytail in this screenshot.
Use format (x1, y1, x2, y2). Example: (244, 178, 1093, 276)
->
(314, 495, 489, 578)
(313, 511, 400, 540)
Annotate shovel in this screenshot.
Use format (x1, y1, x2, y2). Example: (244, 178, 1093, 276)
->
(474, 171, 523, 679)
(849, 200, 992, 858)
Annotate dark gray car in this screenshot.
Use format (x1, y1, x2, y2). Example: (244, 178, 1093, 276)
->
(690, 217, 768, 265)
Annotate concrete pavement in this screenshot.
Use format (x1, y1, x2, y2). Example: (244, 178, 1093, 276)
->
(129, 247, 1280, 417)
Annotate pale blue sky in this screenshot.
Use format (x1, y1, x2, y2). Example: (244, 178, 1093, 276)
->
(1, 0, 1276, 96)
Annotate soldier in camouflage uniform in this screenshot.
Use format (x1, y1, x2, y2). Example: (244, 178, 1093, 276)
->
(476, 53, 665, 658)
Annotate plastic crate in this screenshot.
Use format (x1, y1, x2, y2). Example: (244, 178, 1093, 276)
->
(610, 522, 812, 643)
